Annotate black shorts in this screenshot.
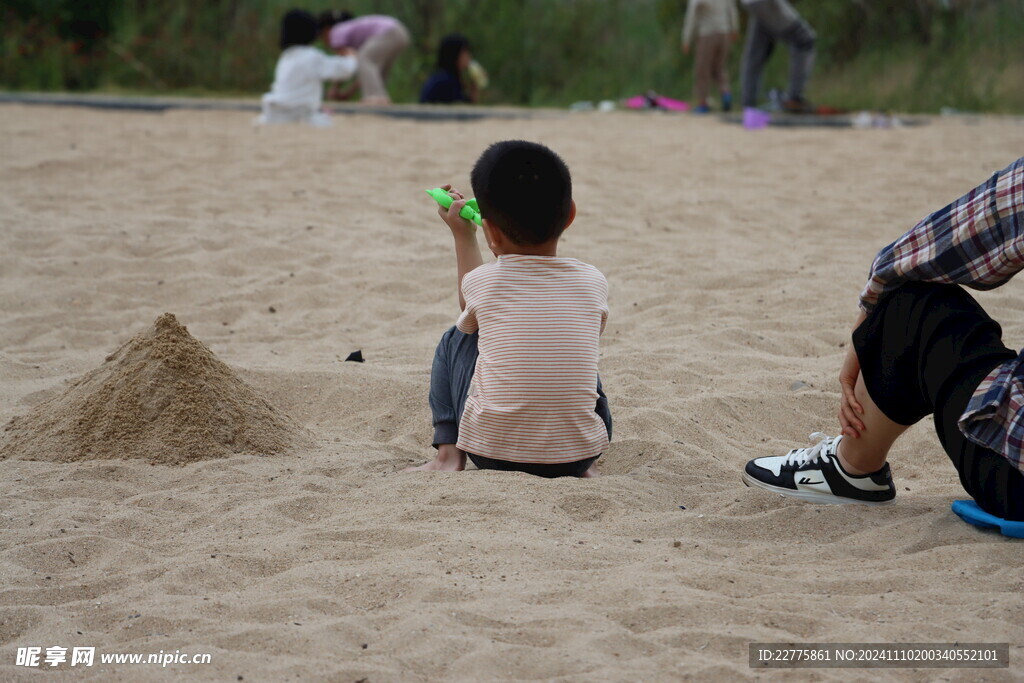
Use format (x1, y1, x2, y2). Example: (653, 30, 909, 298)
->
(853, 282, 1024, 520)
(467, 453, 599, 478)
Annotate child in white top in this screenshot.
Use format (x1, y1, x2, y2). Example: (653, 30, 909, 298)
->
(259, 10, 357, 127)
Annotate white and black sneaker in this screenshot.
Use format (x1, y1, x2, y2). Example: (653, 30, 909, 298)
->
(743, 433, 896, 506)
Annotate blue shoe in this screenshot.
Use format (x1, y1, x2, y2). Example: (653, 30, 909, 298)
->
(693, 104, 711, 114)
(721, 92, 733, 112)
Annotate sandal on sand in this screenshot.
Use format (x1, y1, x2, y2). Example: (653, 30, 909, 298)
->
(951, 500, 1024, 538)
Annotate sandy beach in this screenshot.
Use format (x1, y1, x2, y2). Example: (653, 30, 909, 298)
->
(1, 102, 1022, 680)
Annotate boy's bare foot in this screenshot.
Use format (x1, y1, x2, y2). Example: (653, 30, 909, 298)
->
(581, 462, 600, 478)
(405, 458, 464, 472)
(404, 444, 466, 472)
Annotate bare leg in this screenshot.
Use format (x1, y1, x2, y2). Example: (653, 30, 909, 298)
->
(580, 462, 600, 478)
(836, 372, 910, 475)
(693, 35, 712, 106)
(404, 444, 466, 472)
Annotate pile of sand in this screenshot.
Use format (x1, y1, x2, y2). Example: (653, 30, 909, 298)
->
(0, 313, 303, 465)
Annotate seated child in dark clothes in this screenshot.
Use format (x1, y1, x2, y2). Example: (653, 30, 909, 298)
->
(420, 34, 474, 104)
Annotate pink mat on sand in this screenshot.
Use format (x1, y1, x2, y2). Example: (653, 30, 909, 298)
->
(624, 94, 690, 112)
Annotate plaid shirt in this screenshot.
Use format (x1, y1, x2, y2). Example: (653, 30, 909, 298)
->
(860, 157, 1024, 471)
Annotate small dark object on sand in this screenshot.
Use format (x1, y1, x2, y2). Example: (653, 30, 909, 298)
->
(345, 350, 364, 363)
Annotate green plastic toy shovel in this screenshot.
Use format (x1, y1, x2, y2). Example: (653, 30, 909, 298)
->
(425, 188, 483, 227)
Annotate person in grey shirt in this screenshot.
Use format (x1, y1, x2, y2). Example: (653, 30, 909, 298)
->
(739, 0, 815, 111)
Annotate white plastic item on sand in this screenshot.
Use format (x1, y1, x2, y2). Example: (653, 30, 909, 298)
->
(852, 111, 873, 129)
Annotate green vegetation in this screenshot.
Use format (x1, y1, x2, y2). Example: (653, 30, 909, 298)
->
(2, 0, 1022, 113)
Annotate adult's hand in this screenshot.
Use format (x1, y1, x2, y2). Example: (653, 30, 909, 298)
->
(838, 310, 868, 437)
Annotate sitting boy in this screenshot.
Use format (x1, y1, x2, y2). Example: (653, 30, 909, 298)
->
(406, 140, 612, 478)
(743, 157, 1024, 520)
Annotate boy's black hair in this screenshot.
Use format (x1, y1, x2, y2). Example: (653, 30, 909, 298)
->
(318, 9, 354, 31)
(280, 9, 318, 49)
(470, 140, 573, 246)
(437, 33, 470, 74)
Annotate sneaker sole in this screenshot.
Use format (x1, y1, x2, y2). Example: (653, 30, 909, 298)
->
(741, 471, 895, 507)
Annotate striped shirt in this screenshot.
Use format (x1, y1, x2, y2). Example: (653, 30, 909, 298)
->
(860, 156, 1024, 472)
(455, 254, 610, 464)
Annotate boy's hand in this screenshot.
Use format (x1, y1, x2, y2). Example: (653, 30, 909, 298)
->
(434, 184, 483, 311)
(437, 184, 476, 238)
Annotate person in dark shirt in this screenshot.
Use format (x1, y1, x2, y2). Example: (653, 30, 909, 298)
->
(420, 34, 474, 104)
(742, 157, 1024, 520)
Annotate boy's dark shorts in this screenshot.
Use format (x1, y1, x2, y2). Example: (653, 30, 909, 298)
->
(467, 453, 599, 478)
(852, 281, 1024, 520)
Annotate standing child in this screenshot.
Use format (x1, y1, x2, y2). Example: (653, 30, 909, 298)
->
(259, 10, 357, 127)
(682, 0, 739, 113)
(406, 141, 612, 478)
